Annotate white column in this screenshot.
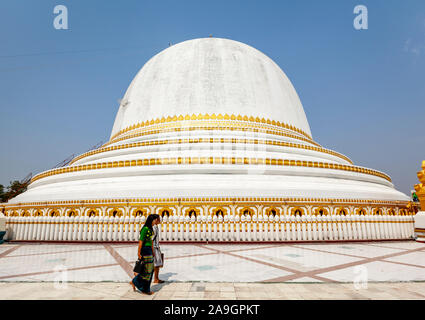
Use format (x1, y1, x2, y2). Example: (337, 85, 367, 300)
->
(251, 213, 258, 241)
(336, 215, 343, 240)
(316, 215, 323, 240)
(279, 215, 285, 241)
(222, 215, 228, 241)
(228, 215, 234, 242)
(331, 214, 338, 240)
(128, 215, 135, 241)
(101, 215, 108, 241)
(178, 215, 184, 241)
(240, 214, 246, 241)
(196, 214, 202, 241)
(289, 215, 295, 241)
(359, 214, 367, 240)
(308, 215, 315, 241)
(340, 215, 348, 240)
(371, 215, 378, 239)
(301, 215, 307, 241)
(56, 216, 64, 241)
(184, 215, 190, 241)
(92, 216, 99, 241)
(118, 215, 124, 241)
(218, 214, 223, 241)
(74, 215, 81, 241)
(365, 214, 372, 240)
(21, 216, 29, 240)
(402, 215, 408, 239)
(235, 214, 241, 241)
(191, 215, 196, 241)
(395, 215, 401, 239)
(409, 214, 415, 238)
(382, 214, 390, 239)
(295, 215, 302, 241)
(15, 216, 23, 240)
(212, 214, 218, 241)
(258, 214, 264, 241)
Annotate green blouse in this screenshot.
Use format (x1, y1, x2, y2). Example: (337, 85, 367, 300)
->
(139, 226, 153, 246)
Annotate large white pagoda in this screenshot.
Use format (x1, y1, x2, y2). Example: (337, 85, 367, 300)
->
(1, 38, 416, 242)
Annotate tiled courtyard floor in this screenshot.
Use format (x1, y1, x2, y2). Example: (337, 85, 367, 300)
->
(0, 241, 424, 299)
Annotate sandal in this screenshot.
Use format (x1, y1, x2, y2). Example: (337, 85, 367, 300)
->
(154, 279, 165, 283)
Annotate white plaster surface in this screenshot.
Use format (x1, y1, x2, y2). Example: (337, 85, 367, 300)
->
(111, 38, 312, 138)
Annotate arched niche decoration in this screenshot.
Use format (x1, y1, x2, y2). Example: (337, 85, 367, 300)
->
(159, 207, 176, 218)
(337, 207, 348, 216)
(66, 209, 78, 217)
(375, 208, 385, 216)
(86, 208, 100, 217)
(399, 208, 407, 216)
(266, 207, 279, 217)
(131, 207, 147, 217)
(21, 210, 31, 217)
(355, 208, 367, 216)
(33, 210, 43, 217)
(107, 207, 124, 217)
(236, 207, 254, 217)
(208, 206, 230, 216)
(48, 209, 60, 217)
(313, 207, 329, 216)
(290, 207, 305, 216)
(183, 207, 201, 218)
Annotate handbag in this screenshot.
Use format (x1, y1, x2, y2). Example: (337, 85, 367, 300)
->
(133, 238, 146, 273)
(133, 258, 144, 273)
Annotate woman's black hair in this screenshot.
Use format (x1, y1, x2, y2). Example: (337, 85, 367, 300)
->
(143, 214, 156, 230)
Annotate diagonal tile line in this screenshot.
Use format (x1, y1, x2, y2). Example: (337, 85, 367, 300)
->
(381, 260, 425, 270)
(196, 244, 335, 283)
(0, 263, 118, 280)
(4, 247, 109, 259)
(265, 244, 425, 282)
(226, 244, 286, 253)
(0, 245, 22, 258)
(103, 244, 134, 279)
(361, 243, 417, 251)
(289, 243, 425, 268)
(289, 244, 383, 260)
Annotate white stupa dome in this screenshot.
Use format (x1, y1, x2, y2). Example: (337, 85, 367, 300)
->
(111, 38, 311, 139)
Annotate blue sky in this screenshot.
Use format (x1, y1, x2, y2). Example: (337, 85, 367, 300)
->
(0, 0, 424, 195)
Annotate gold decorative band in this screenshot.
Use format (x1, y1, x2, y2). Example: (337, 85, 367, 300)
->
(105, 123, 320, 149)
(110, 113, 313, 142)
(69, 138, 352, 166)
(3, 196, 410, 210)
(30, 156, 391, 184)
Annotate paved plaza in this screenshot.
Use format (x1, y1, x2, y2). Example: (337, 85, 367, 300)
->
(0, 241, 424, 299)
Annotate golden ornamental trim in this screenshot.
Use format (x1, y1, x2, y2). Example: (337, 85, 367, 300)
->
(69, 138, 352, 166)
(29, 156, 391, 184)
(104, 124, 320, 149)
(414, 160, 425, 211)
(110, 113, 313, 142)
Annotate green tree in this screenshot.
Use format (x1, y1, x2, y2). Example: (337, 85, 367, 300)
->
(0, 184, 5, 202)
(2, 180, 28, 202)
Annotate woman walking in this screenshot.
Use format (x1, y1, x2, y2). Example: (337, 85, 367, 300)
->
(152, 214, 164, 283)
(130, 214, 156, 295)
